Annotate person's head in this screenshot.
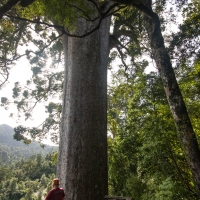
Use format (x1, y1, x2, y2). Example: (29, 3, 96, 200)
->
(52, 178, 60, 188)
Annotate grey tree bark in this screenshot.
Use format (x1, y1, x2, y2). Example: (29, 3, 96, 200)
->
(57, 5, 111, 200)
(57, 0, 200, 198)
(132, 0, 200, 197)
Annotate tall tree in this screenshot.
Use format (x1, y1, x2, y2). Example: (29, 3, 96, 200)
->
(0, 0, 114, 199)
(56, 2, 111, 200)
(112, 0, 200, 196)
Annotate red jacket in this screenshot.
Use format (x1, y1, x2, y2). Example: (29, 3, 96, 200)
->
(45, 188, 65, 200)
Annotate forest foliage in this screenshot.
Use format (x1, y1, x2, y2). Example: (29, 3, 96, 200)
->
(0, 124, 57, 200)
(0, 0, 200, 199)
(107, 62, 200, 199)
(0, 153, 56, 200)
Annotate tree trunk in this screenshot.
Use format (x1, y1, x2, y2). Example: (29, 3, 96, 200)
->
(57, 6, 111, 200)
(139, 1, 200, 197)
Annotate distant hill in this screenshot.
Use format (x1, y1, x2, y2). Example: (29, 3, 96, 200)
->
(0, 124, 58, 165)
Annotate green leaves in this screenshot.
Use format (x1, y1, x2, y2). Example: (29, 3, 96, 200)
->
(155, 177, 175, 200)
(107, 63, 198, 199)
(0, 153, 57, 200)
(13, 125, 31, 144)
(25, 0, 94, 29)
(169, 0, 200, 65)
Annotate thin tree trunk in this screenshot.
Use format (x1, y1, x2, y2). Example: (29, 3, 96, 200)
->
(114, 0, 200, 196)
(139, 1, 200, 197)
(57, 6, 111, 200)
(0, 0, 20, 19)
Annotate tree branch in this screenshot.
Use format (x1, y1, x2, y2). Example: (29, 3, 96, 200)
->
(0, 0, 35, 19)
(113, 0, 158, 22)
(0, 0, 20, 19)
(0, 50, 10, 88)
(116, 46, 129, 71)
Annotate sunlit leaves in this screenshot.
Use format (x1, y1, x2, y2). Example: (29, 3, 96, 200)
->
(0, 18, 15, 32)
(20, 0, 45, 19)
(33, 0, 95, 29)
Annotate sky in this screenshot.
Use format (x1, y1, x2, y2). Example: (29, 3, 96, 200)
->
(0, 56, 47, 128)
(0, 55, 56, 145)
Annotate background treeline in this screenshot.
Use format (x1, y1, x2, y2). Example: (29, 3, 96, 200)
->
(0, 154, 56, 200)
(0, 124, 57, 200)
(0, 124, 57, 165)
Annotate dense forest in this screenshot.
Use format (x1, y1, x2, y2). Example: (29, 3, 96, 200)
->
(0, 124, 57, 200)
(107, 66, 200, 199)
(0, 0, 200, 199)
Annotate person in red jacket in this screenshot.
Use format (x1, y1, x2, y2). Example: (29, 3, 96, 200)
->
(45, 178, 65, 200)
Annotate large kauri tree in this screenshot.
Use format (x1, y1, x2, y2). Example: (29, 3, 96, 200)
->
(57, 4, 111, 200)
